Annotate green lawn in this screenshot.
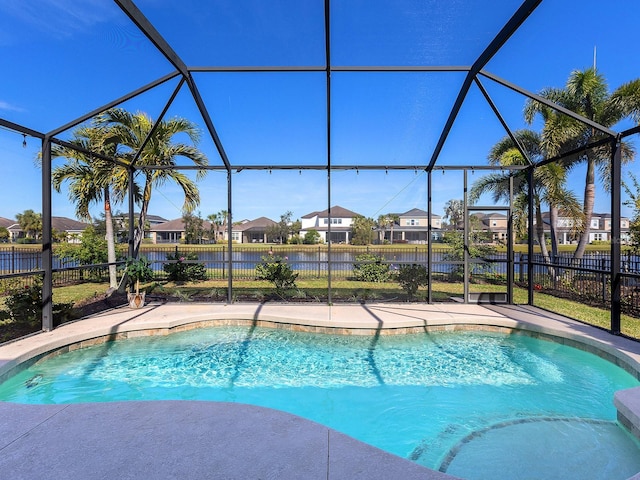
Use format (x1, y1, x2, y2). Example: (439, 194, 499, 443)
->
(1, 276, 639, 343)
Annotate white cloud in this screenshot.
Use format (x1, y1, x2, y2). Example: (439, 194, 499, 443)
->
(0, 0, 119, 40)
(0, 100, 24, 112)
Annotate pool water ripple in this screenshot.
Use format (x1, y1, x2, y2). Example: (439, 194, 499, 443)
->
(1, 326, 639, 480)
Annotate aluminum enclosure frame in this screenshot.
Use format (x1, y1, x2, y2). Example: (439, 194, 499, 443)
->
(0, 0, 633, 337)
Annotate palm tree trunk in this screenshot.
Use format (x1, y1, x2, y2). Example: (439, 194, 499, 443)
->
(549, 205, 559, 260)
(133, 178, 153, 258)
(573, 158, 596, 261)
(104, 187, 118, 290)
(535, 202, 554, 277)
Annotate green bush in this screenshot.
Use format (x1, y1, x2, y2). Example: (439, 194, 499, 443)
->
(353, 253, 390, 282)
(397, 264, 429, 300)
(163, 250, 207, 282)
(4, 280, 73, 326)
(303, 229, 321, 244)
(125, 256, 154, 293)
(255, 255, 298, 294)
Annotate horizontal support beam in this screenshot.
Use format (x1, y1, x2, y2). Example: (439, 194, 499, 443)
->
(0, 119, 45, 139)
(136, 164, 530, 172)
(189, 65, 471, 73)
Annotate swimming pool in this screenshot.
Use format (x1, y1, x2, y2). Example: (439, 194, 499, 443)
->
(1, 326, 639, 480)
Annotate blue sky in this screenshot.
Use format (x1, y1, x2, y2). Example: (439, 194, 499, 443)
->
(0, 0, 639, 225)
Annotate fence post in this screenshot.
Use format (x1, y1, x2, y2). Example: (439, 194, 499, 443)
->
(317, 245, 321, 278)
(602, 257, 607, 304)
(11, 246, 15, 274)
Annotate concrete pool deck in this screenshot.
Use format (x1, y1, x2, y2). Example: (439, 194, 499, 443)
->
(1, 302, 640, 479)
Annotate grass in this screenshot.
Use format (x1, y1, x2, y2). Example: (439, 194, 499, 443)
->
(1, 276, 639, 343)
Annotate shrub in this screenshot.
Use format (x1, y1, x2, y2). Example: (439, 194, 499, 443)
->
(353, 253, 390, 282)
(255, 255, 298, 294)
(303, 229, 321, 245)
(164, 250, 207, 282)
(4, 280, 73, 326)
(125, 256, 154, 293)
(397, 264, 429, 300)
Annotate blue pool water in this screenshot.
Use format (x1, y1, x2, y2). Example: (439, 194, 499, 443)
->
(1, 327, 639, 480)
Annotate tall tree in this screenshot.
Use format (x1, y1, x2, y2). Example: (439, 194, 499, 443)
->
(524, 68, 637, 260)
(98, 108, 209, 258)
(351, 215, 375, 245)
(443, 199, 464, 230)
(183, 211, 205, 244)
(267, 211, 294, 244)
(15, 209, 42, 241)
(376, 213, 400, 244)
(207, 210, 228, 243)
(472, 130, 581, 264)
(623, 172, 640, 252)
(52, 124, 130, 289)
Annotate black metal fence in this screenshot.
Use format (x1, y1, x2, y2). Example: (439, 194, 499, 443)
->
(526, 253, 640, 318)
(1, 245, 639, 317)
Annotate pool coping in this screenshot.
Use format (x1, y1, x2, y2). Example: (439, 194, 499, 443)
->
(2, 302, 640, 479)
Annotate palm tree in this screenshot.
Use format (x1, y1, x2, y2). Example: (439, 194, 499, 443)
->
(470, 130, 581, 273)
(376, 214, 399, 244)
(52, 124, 131, 290)
(376, 214, 388, 244)
(98, 108, 209, 257)
(207, 210, 228, 243)
(524, 68, 637, 260)
(443, 199, 464, 230)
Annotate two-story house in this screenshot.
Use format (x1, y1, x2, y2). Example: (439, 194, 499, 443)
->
(300, 206, 361, 244)
(540, 212, 630, 244)
(379, 208, 442, 243)
(480, 212, 508, 243)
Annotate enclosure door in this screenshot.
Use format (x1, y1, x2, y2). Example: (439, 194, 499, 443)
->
(465, 206, 513, 304)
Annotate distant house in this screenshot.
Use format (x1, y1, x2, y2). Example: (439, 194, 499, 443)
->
(230, 217, 277, 244)
(111, 213, 169, 241)
(52, 216, 91, 243)
(149, 218, 213, 244)
(300, 206, 361, 244)
(473, 212, 509, 243)
(0, 217, 17, 242)
(538, 212, 631, 245)
(0, 216, 89, 243)
(380, 208, 443, 244)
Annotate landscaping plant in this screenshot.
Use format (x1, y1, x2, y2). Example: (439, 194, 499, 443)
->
(125, 256, 154, 295)
(255, 255, 298, 295)
(353, 253, 390, 282)
(397, 264, 429, 301)
(164, 250, 207, 282)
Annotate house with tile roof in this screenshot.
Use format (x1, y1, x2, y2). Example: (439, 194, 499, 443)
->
(300, 206, 361, 244)
(0, 216, 89, 243)
(230, 217, 278, 244)
(149, 218, 213, 244)
(380, 208, 443, 244)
